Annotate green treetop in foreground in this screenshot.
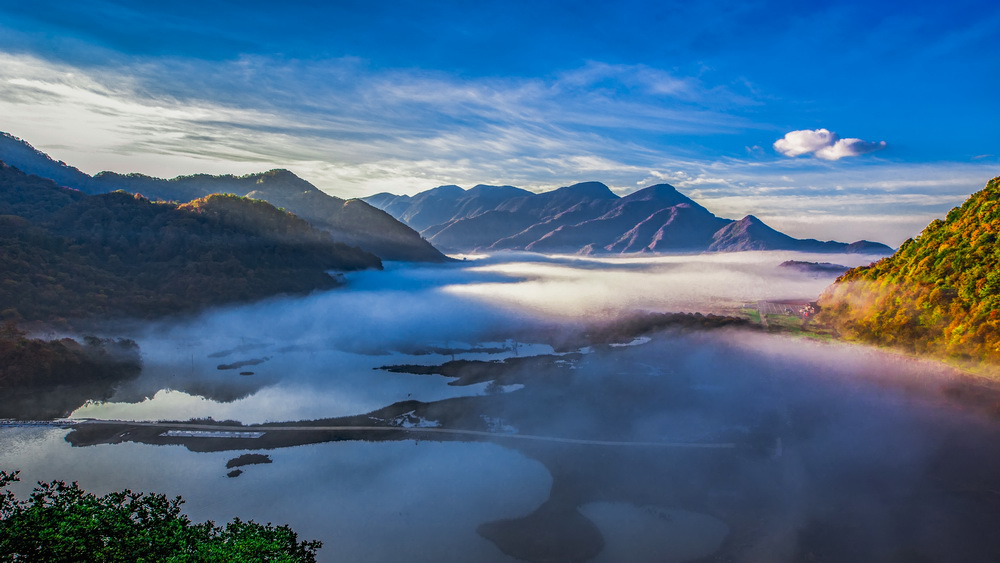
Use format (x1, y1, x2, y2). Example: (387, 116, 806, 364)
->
(0, 471, 321, 562)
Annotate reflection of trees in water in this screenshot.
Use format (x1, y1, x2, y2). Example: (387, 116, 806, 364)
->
(58, 331, 1000, 562)
(0, 326, 142, 419)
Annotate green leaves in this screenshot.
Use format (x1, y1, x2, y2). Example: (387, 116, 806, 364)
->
(819, 176, 1000, 364)
(0, 472, 322, 562)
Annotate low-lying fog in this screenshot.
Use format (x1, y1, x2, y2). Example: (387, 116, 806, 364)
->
(69, 250, 876, 422)
(9, 250, 999, 562)
(446, 251, 878, 318)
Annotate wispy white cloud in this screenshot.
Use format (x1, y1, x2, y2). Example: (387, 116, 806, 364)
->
(645, 158, 999, 245)
(0, 52, 758, 195)
(774, 128, 886, 160)
(0, 51, 996, 248)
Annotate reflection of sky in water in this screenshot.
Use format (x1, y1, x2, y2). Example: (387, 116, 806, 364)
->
(72, 251, 871, 424)
(71, 346, 507, 423)
(7, 252, 958, 562)
(0, 428, 551, 562)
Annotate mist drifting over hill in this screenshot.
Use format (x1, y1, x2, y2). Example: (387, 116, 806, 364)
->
(6, 251, 1000, 561)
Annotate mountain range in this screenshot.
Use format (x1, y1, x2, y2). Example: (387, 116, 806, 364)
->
(1, 131, 892, 258)
(365, 182, 893, 255)
(0, 132, 446, 262)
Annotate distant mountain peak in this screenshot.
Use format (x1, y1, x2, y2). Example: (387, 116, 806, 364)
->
(426, 184, 465, 195)
(469, 183, 509, 190)
(243, 169, 316, 191)
(0, 132, 58, 165)
(622, 183, 699, 208)
(844, 240, 895, 253)
(737, 214, 764, 224)
(467, 184, 522, 195)
(256, 168, 298, 179)
(366, 180, 892, 255)
(708, 215, 795, 251)
(553, 181, 617, 199)
(625, 183, 679, 198)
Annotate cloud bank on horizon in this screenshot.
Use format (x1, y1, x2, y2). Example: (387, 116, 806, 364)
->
(0, 0, 997, 246)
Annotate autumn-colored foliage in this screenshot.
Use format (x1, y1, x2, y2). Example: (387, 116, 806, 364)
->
(90, 167, 447, 262)
(0, 321, 140, 389)
(818, 176, 1000, 364)
(0, 320, 143, 417)
(0, 163, 381, 325)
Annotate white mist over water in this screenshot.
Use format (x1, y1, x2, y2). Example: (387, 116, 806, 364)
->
(71, 251, 873, 422)
(443, 251, 879, 318)
(16, 251, 981, 563)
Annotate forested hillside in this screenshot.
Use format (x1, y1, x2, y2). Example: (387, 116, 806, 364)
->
(0, 130, 447, 262)
(0, 162, 381, 325)
(818, 176, 1000, 364)
(93, 168, 449, 262)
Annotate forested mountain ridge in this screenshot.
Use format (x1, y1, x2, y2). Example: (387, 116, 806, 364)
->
(0, 162, 381, 325)
(818, 176, 1000, 364)
(0, 132, 446, 262)
(91, 169, 448, 262)
(0, 132, 94, 190)
(366, 182, 894, 255)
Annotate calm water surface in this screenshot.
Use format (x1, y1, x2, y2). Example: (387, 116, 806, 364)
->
(5, 253, 999, 562)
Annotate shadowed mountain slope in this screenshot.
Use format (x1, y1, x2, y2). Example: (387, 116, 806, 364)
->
(368, 184, 533, 233)
(0, 132, 94, 191)
(0, 162, 380, 324)
(366, 182, 893, 255)
(708, 215, 799, 251)
(0, 133, 446, 262)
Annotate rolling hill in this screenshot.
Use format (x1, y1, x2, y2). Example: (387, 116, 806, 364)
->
(818, 175, 1000, 364)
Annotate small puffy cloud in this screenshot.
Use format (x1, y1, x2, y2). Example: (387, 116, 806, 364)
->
(774, 129, 885, 160)
(815, 138, 887, 160)
(773, 128, 838, 157)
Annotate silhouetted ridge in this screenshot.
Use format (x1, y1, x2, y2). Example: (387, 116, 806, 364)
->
(0, 132, 93, 190)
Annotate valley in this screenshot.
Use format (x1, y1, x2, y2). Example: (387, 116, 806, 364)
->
(6, 252, 1000, 562)
(1, 2, 996, 561)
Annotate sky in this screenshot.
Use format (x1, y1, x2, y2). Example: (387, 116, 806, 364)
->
(0, 0, 997, 245)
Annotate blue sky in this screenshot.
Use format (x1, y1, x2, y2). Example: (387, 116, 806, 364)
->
(0, 0, 997, 244)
